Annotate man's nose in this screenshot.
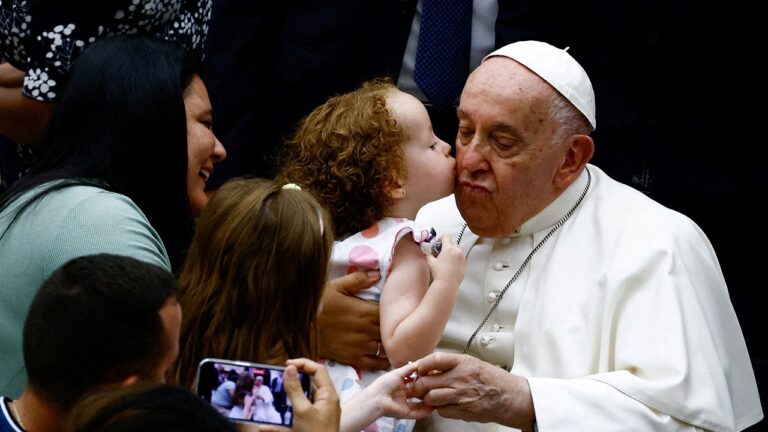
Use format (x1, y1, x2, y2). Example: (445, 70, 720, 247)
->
(459, 137, 490, 171)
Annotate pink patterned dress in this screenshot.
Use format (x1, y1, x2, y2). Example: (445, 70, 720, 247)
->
(325, 217, 435, 432)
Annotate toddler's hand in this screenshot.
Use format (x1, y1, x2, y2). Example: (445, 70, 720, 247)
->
(426, 234, 465, 287)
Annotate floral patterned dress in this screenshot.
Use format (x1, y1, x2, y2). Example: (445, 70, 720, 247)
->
(0, 0, 210, 101)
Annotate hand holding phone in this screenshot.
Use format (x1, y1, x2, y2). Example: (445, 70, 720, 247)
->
(282, 358, 341, 432)
(196, 358, 311, 428)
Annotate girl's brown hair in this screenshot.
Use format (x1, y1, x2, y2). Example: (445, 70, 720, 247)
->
(277, 79, 406, 238)
(169, 177, 333, 389)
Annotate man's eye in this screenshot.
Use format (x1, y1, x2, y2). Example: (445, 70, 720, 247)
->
(458, 129, 473, 139)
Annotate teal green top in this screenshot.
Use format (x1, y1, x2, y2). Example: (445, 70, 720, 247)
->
(0, 183, 171, 397)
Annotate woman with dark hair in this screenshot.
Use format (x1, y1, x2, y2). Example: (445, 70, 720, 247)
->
(0, 35, 225, 398)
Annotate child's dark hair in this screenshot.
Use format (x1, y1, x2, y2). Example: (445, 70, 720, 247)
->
(278, 79, 406, 237)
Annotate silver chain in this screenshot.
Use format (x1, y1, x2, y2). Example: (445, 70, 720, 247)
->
(459, 168, 591, 354)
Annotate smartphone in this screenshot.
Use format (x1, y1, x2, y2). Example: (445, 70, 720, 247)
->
(196, 358, 311, 427)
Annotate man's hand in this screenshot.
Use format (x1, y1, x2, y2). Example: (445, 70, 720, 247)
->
(408, 353, 535, 429)
(317, 270, 390, 371)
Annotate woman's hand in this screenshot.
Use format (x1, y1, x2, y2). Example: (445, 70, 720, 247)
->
(283, 358, 341, 432)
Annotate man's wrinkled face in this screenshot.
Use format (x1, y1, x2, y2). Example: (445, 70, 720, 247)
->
(454, 58, 566, 237)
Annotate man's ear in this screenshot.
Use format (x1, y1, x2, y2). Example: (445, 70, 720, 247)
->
(554, 134, 594, 189)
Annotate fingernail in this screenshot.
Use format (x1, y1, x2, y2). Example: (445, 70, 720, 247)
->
(367, 270, 380, 280)
(286, 367, 298, 378)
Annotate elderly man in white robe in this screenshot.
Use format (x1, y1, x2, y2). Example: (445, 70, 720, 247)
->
(404, 41, 763, 432)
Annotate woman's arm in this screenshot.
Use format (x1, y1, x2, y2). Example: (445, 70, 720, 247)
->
(270, 359, 431, 432)
(0, 85, 51, 143)
(242, 394, 256, 420)
(339, 362, 432, 432)
(0, 62, 24, 87)
(379, 234, 466, 367)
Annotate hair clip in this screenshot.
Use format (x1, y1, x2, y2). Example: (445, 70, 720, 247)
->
(282, 183, 302, 190)
(316, 208, 325, 237)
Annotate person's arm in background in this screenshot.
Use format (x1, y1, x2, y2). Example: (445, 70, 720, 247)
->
(316, 271, 390, 371)
(0, 62, 50, 143)
(0, 62, 24, 86)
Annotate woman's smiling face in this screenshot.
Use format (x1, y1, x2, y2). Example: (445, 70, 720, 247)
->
(184, 75, 226, 217)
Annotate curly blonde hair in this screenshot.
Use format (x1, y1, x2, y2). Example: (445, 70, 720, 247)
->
(277, 79, 406, 238)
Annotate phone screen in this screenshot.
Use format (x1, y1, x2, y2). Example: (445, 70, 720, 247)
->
(196, 358, 311, 427)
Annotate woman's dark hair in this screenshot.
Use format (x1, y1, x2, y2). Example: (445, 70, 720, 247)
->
(0, 35, 197, 270)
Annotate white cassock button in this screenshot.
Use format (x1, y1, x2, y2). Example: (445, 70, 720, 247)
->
(493, 262, 504, 271)
(491, 323, 501, 332)
(501, 237, 512, 245)
(486, 291, 499, 303)
(479, 335, 495, 346)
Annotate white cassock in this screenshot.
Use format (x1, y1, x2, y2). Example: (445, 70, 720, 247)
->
(252, 384, 281, 424)
(415, 165, 762, 432)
